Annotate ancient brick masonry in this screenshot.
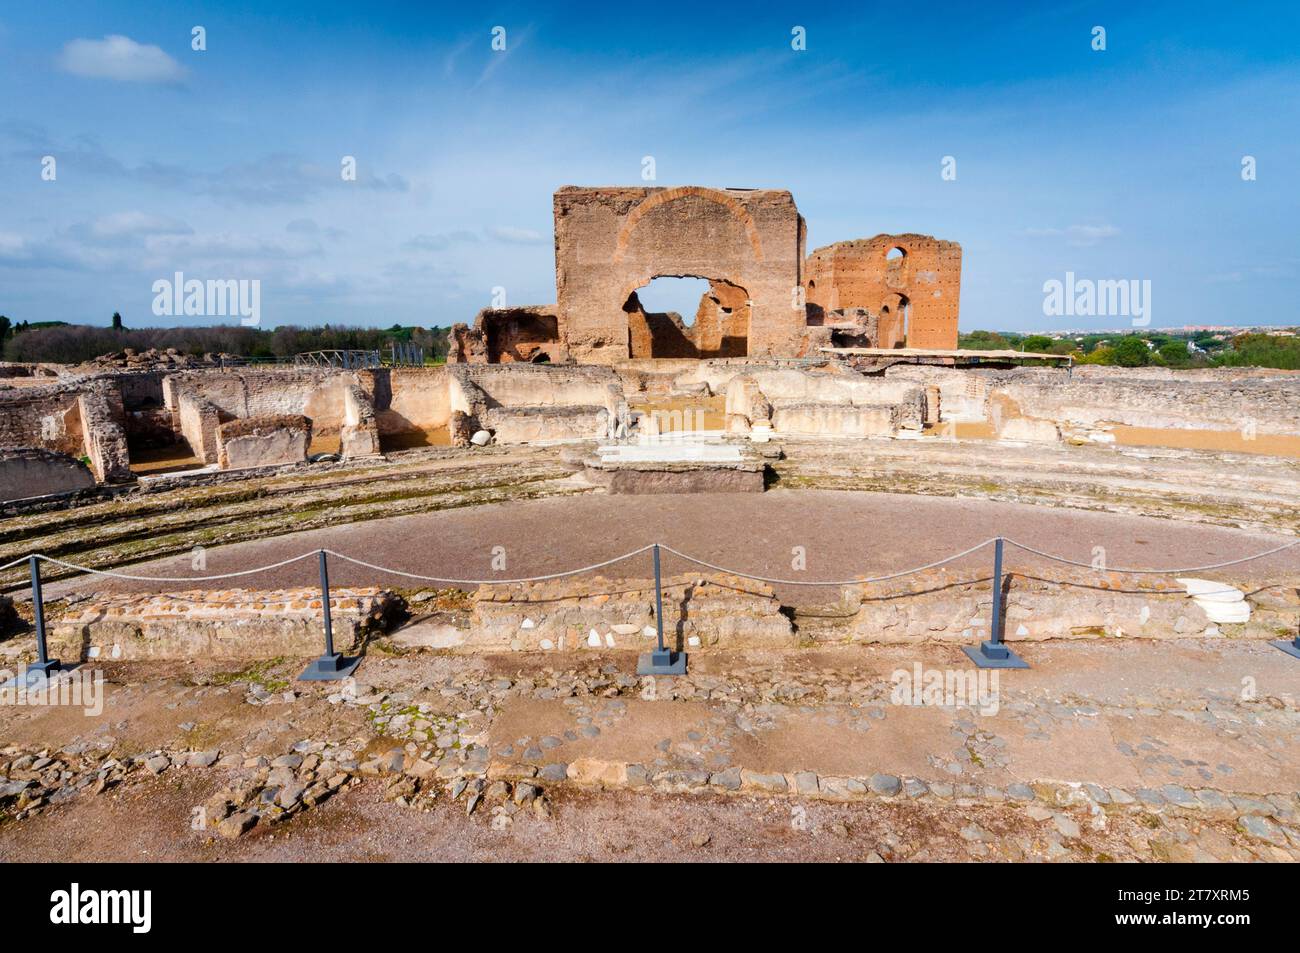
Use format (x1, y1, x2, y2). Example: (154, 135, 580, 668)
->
(554, 186, 808, 362)
(449, 186, 962, 363)
(805, 234, 962, 349)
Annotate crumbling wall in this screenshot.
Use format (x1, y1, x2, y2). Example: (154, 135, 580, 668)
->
(0, 448, 95, 502)
(464, 572, 794, 652)
(164, 369, 352, 436)
(725, 366, 925, 436)
(554, 186, 805, 362)
(76, 383, 132, 482)
(450, 364, 623, 443)
(364, 367, 453, 437)
(448, 306, 564, 365)
(340, 385, 381, 457)
(805, 235, 961, 349)
(996, 367, 1300, 437)
(216, 414, 311, 469)
(801, 567, 1293, 645)
(886, 365, 1300, 440)
(174, 389, 223, 463)
(0, 382, 88, 457)
(49, 587, 400, 660)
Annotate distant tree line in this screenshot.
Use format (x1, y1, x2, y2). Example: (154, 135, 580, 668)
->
(0, 317, 450, 365)
(958, 329, 1299, 370)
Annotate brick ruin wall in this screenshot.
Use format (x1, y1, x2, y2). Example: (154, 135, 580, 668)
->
(0, 379, 131, 483)
(554, 186, 806, 363)
(805, 235, 962, 350)
(447, 307, 564, 365)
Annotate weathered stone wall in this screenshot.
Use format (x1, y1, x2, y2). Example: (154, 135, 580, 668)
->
(450, 363, 623, 443)
(49, 587, 400, 660)
(216, 414, 311, 469)
(725, 366, 925, 435)
(886, 365, 1300, 438)
(0, 448, 95, 502)
(554, 186, 806, 362)
(0, 382, 88, 457)
(0, 379, 131, 482)
(466, 573, 794, 652)
(164, 368, 353, 435)
(808, 567, 1295, 644)
(805, 235, 961, 349)
(340, 385, 381, 457)
(432, 567, 1292, 654)
(174, 389, 222, 463)
(361, 367, 453, 436)
(76, 384, 132, 482)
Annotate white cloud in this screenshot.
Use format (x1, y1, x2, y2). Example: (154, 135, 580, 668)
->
(87, 211, 192, 239)
(1024, 224, 1121, 247)
(0, 232, 31, 260)
(56, 35, 186, 84)
(486, 225, 546, 245)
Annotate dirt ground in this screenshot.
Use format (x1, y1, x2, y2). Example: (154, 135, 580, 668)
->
(2, 640, 1297, 863)
(40, 489, 1298, 607)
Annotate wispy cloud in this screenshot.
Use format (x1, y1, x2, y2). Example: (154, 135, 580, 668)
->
(56, 35, 186, 85)
(1024, 224, 1121, 247)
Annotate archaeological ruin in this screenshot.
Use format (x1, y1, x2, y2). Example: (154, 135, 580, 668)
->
(2, 186, 1299, 869)
(1, 186, 1298, 506)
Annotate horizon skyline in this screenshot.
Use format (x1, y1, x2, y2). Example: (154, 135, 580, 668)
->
(2, 2, 1297, 334)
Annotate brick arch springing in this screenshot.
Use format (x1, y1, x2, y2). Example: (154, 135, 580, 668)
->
(613, 187, 765, 263)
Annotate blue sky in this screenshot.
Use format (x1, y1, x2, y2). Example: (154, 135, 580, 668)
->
(1, 0, 1297, 332)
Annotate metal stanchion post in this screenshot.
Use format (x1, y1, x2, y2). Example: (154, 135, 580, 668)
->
(23, 555, 60, 684)
(298, 550, 362, 681)
(963, 537, 1029, 669)
(637, 543, 686, 676)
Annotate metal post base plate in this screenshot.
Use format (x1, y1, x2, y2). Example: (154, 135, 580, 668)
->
(297, 653, 361, 681)
(1270, 640, 1300, 661)
(963, 641, 1030, 670)
(1, 660, 62, 691)
(27, 658, 60, 677)
(637, 650, 687, 676)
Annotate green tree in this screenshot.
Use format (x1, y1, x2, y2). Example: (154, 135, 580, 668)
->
(111, 312, 123, 331)
(1159, 341, 1190, 366)
(1021, 334, 1053, 353)
(1112, 336, 1151, 367)
(0, 316, 10, 341)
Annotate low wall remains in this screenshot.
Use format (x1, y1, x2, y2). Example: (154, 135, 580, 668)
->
(0, 448, 95, 502)
(31, 565, 1295, 662)
(726, 366, 925, 436)
(217, 414, 311, 469)
(466, 573, 795, 651)
(50, 587, 401, 661)
(886, 365, 1300, 442)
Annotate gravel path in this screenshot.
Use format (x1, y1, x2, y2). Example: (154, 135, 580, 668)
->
(43, 489, 1297, 605)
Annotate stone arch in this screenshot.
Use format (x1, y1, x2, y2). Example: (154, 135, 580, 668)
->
(613, 186, 765, 263)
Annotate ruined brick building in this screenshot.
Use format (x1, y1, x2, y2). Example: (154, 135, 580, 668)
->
(449, 185, 962, 363)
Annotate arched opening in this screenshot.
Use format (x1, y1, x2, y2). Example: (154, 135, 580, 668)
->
(880, 292, 911, 348)
(886, 246, 906, 260)
(624, 275, 749, 359)
(634, 277, 712, 328)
